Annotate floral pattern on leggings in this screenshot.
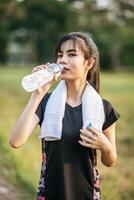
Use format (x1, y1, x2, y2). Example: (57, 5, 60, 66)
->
(36, 140, 46, 200)
(93, 149, 101, 200)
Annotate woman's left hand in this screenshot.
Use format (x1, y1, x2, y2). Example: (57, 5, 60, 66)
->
(79, 127, 111, 152)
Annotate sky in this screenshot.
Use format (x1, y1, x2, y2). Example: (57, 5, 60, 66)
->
(97, 0, 111, 8)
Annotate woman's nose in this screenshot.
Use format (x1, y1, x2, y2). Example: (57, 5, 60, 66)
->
(59, 55, 68, 64)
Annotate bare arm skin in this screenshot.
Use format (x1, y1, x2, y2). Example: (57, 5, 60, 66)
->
(79, 123, 117, 167)
(9, 93, 42, 148)
(100, 123, 117, 167)
(9, 64, 57, 148)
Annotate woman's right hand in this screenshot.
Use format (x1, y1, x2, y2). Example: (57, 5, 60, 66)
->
(32, 63, 58, 98)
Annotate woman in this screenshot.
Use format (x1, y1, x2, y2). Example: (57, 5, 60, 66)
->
(9, 32, 120, 200)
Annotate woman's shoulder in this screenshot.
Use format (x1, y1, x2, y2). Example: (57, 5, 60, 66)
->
(35, 92, 52, 126)
(102, 98, 120, 130)
(102, 99, 113, 113)
(42, 92, 52, 103)
(40, 92, 52, 111)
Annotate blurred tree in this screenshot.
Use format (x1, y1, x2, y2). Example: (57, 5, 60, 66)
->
(115, 0, 134, 67)
(0, 0, 133, 69)
(67, 0, 119, 70)
(0, 0, 79, 63)
(73, 0, 134, 70)
(0, 0, 27, 63)
(0, 0, 18, 62)
(21, 0, 79, 62)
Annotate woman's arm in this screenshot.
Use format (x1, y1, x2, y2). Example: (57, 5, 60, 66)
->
(79, 123, 117, 167)
(9, 93, 42, 148)
(9, 64, 58, 148)
(100, 123, 117, 167)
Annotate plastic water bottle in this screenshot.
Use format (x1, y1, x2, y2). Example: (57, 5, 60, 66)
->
(21, 63, 63, 92)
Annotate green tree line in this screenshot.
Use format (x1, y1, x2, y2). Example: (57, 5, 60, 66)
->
(0, 0, 134, 70)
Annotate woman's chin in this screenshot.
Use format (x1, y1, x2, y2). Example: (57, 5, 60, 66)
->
(61, 76, 72, 81)
(61, 74, 69, 80)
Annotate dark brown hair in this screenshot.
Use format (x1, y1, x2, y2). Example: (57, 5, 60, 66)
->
(55, 32, 100, 93)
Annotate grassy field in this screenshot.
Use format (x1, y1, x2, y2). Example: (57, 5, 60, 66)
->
(0, 66, 134, 199)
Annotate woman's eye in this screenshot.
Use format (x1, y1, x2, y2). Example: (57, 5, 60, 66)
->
(69, 53, 76, 57)
(57, 54, 62, 58)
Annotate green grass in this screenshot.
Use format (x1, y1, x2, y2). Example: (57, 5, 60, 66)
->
(100, 72, 134, 200)
(0, 66, 134, 199)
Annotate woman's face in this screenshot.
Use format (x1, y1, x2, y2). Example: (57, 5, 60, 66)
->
(56, 40, 89, 81)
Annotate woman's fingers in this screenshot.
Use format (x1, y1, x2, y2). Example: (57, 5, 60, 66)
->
(53, 73, 58, 81)
(80, 133, 96, 144)
(44, 73, 58, 87)
(32, 62, 50, 73)
(35, 71, 58, 94)
(78, 140, 95, 148)
(80, 129, 97, 141)
(79, 127, 106, 150)
(32, 63, 59, 96)
(79, 128, 99, 148)
(35, 87, 43, 95)
(86, 127, 98, 135)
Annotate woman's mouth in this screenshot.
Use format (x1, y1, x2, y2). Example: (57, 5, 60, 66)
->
(62, 67, 70, 72)
(64, 66, 70, 70)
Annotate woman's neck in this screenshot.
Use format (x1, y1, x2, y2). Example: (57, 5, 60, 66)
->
(66, 79, 87, 107)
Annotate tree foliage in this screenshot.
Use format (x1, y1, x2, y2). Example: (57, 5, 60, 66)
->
(0, 0, 133, 69)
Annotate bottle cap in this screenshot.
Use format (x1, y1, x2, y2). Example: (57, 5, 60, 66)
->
(87, 122, 92, 128)
(49, 63, 63, 73)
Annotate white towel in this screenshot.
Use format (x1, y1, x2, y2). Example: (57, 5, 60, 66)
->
(40, 80, 105, 141)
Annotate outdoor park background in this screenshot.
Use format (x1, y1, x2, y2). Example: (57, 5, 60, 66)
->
(0, 0, 134, 199)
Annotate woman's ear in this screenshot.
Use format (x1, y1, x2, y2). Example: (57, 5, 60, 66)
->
(87, 58, 95, 70)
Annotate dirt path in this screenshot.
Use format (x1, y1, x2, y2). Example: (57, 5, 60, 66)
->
(0, 150, 33, 200)
(0, 176, 22, 200)
(0, 156, 35, 200)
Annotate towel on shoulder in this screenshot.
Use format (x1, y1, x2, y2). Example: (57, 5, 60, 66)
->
(40, 81, 105, 141)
